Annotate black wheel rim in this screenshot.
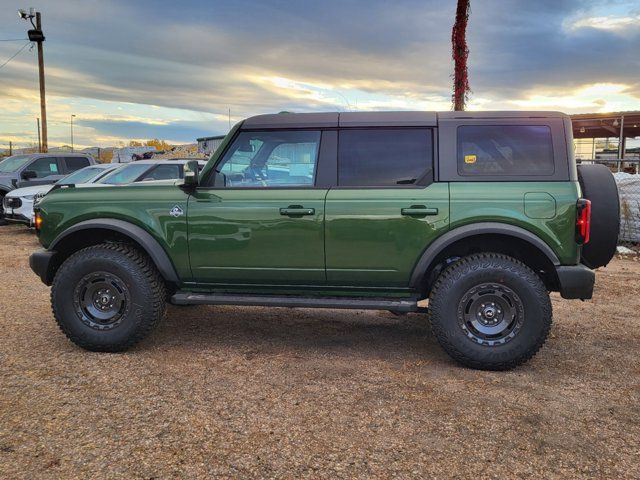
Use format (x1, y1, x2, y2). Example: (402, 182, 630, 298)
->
(457, 283, 524, 346)
(73, 272, 130, 330)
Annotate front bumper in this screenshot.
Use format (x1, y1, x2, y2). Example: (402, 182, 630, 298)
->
(29, 249, 58, 285)
(556, 264, 595, 300)
(3, 211, 32, 226)
(2, 197, 34, 226)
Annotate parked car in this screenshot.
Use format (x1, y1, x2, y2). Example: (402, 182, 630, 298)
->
(29, 111, 619, 370)
(0, 153, 95, 224)
(2, 163, 120, 226)
(5, 159, 204, 226)
(95, 159, 206, 185)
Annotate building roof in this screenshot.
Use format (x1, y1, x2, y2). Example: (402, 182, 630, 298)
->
(570, 111, 640, 139)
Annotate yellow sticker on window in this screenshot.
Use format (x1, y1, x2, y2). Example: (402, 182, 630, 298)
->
(464, 154, 477, 164)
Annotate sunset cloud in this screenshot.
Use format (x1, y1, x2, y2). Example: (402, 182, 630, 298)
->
(0, 0, 639, 148)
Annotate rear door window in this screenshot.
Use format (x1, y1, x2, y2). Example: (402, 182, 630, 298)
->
(338, 129, 433, 187)
(63, 156, 91, 172)
(457, 125, 554, 176)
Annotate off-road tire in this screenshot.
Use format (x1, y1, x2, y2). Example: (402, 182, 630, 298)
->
(51, 243, 166, 352)
(429, 253, 552, 371)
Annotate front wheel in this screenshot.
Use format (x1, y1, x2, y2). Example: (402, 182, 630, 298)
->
(428, 253, 552, 370)
(51, 243, 167, 352)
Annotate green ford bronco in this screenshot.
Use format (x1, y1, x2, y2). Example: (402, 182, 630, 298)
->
(29, 111, 620, 370)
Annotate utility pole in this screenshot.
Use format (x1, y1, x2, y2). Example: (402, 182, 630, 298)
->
(19, 8, 47, 151)
(35, 12, 47, 152)
(36, 117, 41, 152)
(70, 114, 76, 152)
(9, 141, 12, 156)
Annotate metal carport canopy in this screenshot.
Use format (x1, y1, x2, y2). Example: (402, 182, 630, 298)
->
(571, 111, 640, 139)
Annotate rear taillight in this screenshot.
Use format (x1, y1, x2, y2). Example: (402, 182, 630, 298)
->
(576, 199, 591, 245)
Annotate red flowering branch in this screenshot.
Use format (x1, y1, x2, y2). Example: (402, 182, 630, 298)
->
(452, 0, 470, 111)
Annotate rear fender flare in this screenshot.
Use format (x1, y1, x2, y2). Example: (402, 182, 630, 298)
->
(409, 222, 560, 288)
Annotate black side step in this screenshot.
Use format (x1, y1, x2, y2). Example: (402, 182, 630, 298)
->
(170, 292, 425, 313)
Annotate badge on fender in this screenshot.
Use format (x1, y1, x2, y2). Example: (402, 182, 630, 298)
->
(169, 205, 184, 217)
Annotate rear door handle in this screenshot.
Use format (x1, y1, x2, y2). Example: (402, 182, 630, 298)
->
(401, 205, 439, 216)
(280, 205, 315, 216)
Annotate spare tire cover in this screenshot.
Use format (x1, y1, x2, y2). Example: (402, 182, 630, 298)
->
(577, 164, 620, 268)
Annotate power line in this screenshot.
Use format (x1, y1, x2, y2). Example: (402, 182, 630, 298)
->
(0, 38, 28, 42)
(0, 41, 31, 71)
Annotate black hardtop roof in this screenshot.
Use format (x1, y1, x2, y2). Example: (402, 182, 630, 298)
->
(241, 111, 568, 129)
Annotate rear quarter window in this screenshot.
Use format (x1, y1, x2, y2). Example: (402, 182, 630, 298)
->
(457, 125, 554, 176)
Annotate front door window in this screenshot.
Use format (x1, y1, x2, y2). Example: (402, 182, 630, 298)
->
(27, 157, 60, 178)
(215, 130, 320, 188)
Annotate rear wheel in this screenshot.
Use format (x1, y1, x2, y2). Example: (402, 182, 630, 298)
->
(51, 243, 166, 352)
(429, 253, 552, 370)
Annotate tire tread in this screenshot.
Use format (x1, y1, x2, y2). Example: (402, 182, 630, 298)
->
(429, 252, 552, 370)
(51, 242, 166, 352)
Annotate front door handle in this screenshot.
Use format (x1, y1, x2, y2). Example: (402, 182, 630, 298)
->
(280, 205, 315, 216)
(401, 205, 439, 216)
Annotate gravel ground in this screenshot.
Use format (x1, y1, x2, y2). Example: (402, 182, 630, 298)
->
(0, 224, 638, 479)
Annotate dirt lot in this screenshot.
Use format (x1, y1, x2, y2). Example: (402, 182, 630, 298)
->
(0, 225, 638, 479)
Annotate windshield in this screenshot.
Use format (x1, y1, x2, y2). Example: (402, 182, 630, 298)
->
(58, 166, 107, 185)
(0, 155, 31, 173)
(99, 163, 150, 185)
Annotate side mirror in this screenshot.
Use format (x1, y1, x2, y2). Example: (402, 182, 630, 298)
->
(21, 170, 37, 180)
(182, 160, 200, 187)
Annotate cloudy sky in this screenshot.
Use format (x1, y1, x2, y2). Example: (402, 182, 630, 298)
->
(0, 0, 639, 149)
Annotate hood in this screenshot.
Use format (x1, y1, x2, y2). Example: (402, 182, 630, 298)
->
(5, 184, 53, 198)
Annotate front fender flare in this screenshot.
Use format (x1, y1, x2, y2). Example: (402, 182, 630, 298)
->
(409, 222, 561, 288)
(49, 218, 180, 283)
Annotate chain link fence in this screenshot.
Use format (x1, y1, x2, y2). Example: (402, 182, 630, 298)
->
(579, 159, 640, 254)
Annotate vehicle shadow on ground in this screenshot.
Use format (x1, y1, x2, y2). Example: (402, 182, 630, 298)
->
(149, 304, 452, 365)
